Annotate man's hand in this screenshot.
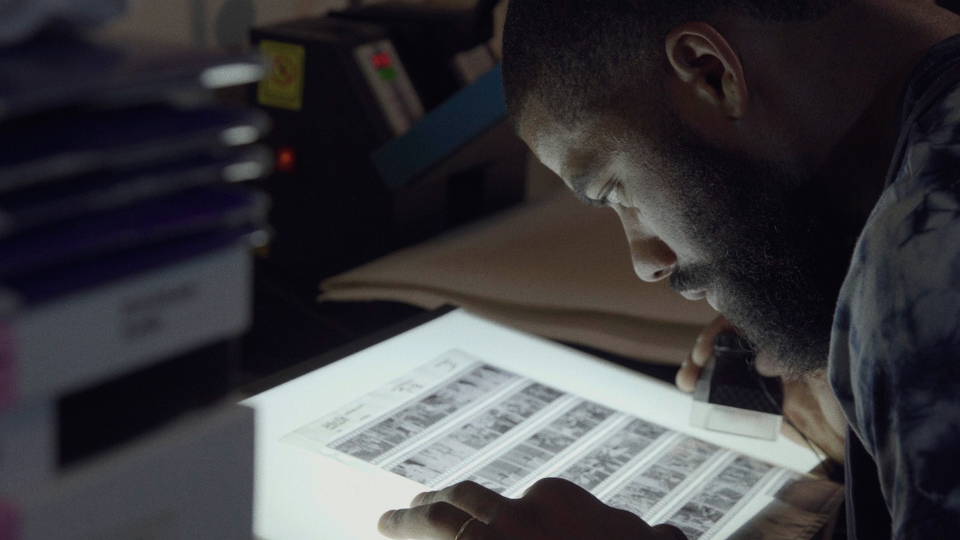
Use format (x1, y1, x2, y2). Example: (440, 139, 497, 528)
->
(777, 372, 846, 464)
(676, 315, 846, 464)
(378, 478, 686, 540)
(675, 315, 735, 393)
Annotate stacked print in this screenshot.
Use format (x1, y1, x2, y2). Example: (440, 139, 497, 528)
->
(0, 30, 270, 540)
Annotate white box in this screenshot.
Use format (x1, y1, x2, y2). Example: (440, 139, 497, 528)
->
(0, 242, 253, 412)
(2, 402, 253, 540)
(0, 401, 55, 493)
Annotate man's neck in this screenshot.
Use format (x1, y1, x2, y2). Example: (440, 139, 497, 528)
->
(810, 1, 960, 237)
(723, 1, 960, 238)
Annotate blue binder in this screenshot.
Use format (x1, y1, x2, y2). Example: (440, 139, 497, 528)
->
(371, 65, 507, 189)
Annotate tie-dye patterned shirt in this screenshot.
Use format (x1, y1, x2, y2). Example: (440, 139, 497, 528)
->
(830, 34, 960, 539)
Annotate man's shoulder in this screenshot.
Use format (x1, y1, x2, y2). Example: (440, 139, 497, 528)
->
(899, 79, 960, 193)
(832, 49, 960, 385)
(828, 43, 960, 539)
(839, 160, 960, 365)
(830, 83, 960, 404)
(862, 79, 960, 276)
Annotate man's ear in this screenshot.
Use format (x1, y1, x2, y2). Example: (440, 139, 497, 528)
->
(664, 22, 748, 119)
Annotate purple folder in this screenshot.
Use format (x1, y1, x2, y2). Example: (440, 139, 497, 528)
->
(0, 185, 268, 278)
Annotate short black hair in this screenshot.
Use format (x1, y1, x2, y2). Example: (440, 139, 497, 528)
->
(502, 0, 845, 128)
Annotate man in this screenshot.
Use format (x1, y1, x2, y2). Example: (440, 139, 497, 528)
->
(377, 1, 960, 538)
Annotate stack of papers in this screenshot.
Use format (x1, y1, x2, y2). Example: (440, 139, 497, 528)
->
(0, 32, 270, 497)
(0, 33, 271, 330)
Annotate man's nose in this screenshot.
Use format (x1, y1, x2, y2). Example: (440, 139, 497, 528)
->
(628, 236, 677, 282)
(614, 206, 677, 282)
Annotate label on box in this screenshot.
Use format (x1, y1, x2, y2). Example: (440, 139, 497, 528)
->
(0, 498, 19, 540)
(0, 322, 15, 412)
(354, 40, 424, 136)
(16, 243, 251, 402)
(257, 40, 305, 111)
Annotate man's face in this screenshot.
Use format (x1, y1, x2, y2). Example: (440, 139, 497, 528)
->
(520, 104, 851, 378)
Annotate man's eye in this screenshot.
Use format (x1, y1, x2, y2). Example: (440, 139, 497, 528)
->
(600, 179, 622, 206)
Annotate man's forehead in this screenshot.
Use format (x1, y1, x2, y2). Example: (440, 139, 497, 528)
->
(518, 104, 623, 192)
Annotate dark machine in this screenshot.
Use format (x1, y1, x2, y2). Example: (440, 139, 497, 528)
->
(329, 0, 501, 110)
(250, 2, 527, 283)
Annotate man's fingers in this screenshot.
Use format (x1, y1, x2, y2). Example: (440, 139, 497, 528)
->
(679, 315, 734, 393)
(412, 481, 508, 522)
(379, 502, 490, 540)
(691, 315, 735, 366)
(653, 523, 689, 539)
(675, 359, 701, 393)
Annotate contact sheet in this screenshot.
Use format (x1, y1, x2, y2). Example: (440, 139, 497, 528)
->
(282, 350, 825, 540)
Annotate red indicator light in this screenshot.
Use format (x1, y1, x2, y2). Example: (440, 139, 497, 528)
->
(371, 51, 392, 69)
(276, 147, 296, 173)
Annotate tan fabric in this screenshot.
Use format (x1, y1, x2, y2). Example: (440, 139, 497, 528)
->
(320, 190, 718, 364)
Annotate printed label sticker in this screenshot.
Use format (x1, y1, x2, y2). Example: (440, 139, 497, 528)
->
(257, 40, 306, 111)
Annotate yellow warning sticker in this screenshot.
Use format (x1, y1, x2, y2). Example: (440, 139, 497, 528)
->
(257, 40, 306, 111)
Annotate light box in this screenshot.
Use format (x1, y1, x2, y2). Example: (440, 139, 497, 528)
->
(241, 309, 832, 540)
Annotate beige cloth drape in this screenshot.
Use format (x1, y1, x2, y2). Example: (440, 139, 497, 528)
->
(320, 190, 718, 364)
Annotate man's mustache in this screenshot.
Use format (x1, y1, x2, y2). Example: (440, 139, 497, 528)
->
(669, 264, 713, 295)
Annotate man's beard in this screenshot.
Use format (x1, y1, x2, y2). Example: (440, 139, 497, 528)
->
(653, 121, 852, 377)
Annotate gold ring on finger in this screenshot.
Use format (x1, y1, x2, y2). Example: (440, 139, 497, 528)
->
(454, 517, 479, 540)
